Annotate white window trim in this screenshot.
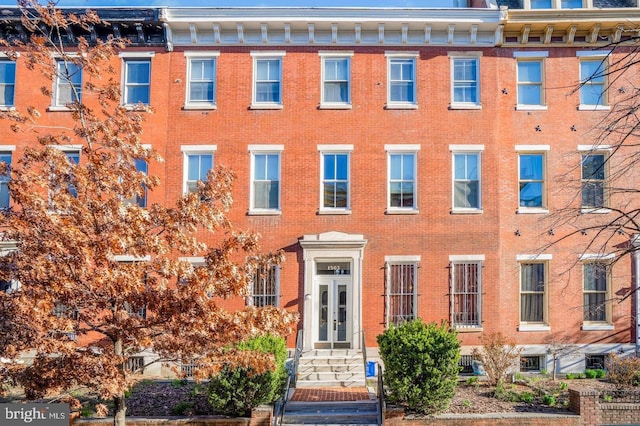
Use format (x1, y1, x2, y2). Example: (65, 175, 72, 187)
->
(50, 57, 82, 111)
(121, 55, 153, 108)
(450, 257, 483, 330)
(577, 53, 610, 110)
(181, 145, 217, 194)
(0, 56, 17, 110)
(385, 255, 421, 263)
(451, 149, 483, 214)
(249, 146, 283, 215)
(113, 255, 151, 262)
(515, 54, 547, 110)
(184, 51, 219, 110)
(319, 51, 353, 110)
(581, 258, 613, 327)
(448, 52, 482, 110)
(385, 52, 418, 109)
(386, 148, 419, 214)
(251, 51, 285, 110)
(516, 147, 549, 214)
(518, 257, 550, 329)
(318, 145, 352, 214)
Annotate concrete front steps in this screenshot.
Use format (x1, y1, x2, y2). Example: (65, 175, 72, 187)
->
(280, 400, 379, 425)
(296, 349, 367, 388)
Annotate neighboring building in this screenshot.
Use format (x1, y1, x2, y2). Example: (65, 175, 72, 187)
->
(1, 0, 640, 374)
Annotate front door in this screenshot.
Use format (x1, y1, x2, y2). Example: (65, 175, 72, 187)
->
(317, 276, 351, 349)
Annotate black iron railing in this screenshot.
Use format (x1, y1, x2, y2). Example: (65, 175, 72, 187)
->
(273, 329, 303, 426)
(377, 362, 384, 426)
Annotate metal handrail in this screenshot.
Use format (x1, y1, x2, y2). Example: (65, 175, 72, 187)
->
(274, 329, 303, 426)
(361, 330, 368, 379)
(377, 362, 385, 426)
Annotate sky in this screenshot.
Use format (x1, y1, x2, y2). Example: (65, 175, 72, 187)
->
(3, 0, 458, 8)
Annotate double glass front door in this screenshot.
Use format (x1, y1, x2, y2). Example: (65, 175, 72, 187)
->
(317, 276, 350, 349)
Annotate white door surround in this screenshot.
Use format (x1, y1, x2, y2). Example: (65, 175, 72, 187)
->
(299, 231, 367, 351)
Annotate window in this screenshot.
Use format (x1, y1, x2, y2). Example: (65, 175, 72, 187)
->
(530, 0, 552, 7)
(53, 60, 82, 107)
(0, 152, 11, 209)
(585, 354, 607, 370)
(450, 258, 483, 328)
(124, 301, 147, 319)
(516, 57, 545, 108)
(0, 60, 16, 108)
(580, 58, 607, 107)
(562, 0, 582, 7)
(320, 52, 352, 107)
(321, 151, 350, 211)
(520, 355, 543, 372)
(520, 262, 547, 325)
(519, 153, 546, 210)
(65, 151, 80, 198)
(125, 158, 148, 208)
(583, 262, 609, 323)
(387, 54, 417, 107)
(581, 153, 606, 209)
(181, 146, 216, 194)
(452, 151, 481, 211)
(0, 278, 18, 293)
(252, 52, 284, 108)
(385, 258, 418, 327)
(387, 148, 418, 211)
(450, 55, 480, 108)
(250, 148, 281, 213)
(249, 264, 279, 307)
(123, 58, 151, 106)
(185, 52, 218, 108)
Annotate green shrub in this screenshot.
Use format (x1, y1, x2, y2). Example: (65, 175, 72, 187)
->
(377, 319, 461, 414)
(558, 382, 568, 391)
(595, 369, 606, 379)
(542, 394, 556, 406)
(207, 334, 288, 416)
(520, 392, 534, 403)
(172, 402, 194, 415)
(565, 373, 575, 380)
(465, 376, 479, 386)
(603, 394, 613, 403)
(585, 369, 598, 379)
(576, 373, 586, 379)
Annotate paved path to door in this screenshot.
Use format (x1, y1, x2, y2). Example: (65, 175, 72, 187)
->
(291, 387, 373, 402)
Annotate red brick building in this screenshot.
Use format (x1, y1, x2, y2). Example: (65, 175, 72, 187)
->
(2, 0, 640, 374)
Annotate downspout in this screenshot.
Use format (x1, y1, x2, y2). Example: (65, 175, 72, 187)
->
(633, 235, 640, 357)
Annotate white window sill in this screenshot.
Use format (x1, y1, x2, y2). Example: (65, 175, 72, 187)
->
(183, 104, 217, 110)
(450, 208, 483, 214)
(247, 210, 281, 216)
(516, 105, 547, 111)
(123, 105, 151, 112)
(47, 106, 74, 112)
(319, 103, 352, 110)
(449, 103, 482, 110)
(582, 323, 614, 331)
(0, 106, 16, 111)
(386, 209, 419, 215)
(318, 209, 352, 215)
(581, 208, 611, 214)
(578, 104, 610, 111)
(455, 326, 483, 333)
(518, 324, 550, 332)
(250, 103, 283, 110)
(385, 103, 418, 110)
(518, 207, 549, 214)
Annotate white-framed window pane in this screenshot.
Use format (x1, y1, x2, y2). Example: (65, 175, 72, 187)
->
(581, 154, 606, 208)
(517, 61, 542, 105)
(584, 263, 608, 322)
(189, 59, 215, 103)
(519, 154, 544, 208)
(520, 263, 545, 323)
(255, 59, 281, 103)
(562, 0, 582, 8)
(387, 263, 416, 326)
(125, 61, 150, 105)
(580, 60, 606, 106)
(55, 60, 82, 106)
(389, 59, 415, 103)
(324, 58, 349, 103)
(531, 0, 552, 7)
(453, 153, 480, 209)
(0, 61, 16, 107)
(389, 153, 415, 208)
(134, 158, 148, 208)
(186, 154, 213, 193)
(253, 153, 280, 210)
(65, 151, 80, 198)
(452, 262, 481, 327)
(453, 59, 478, 104)
(322, 153, 349, 208)
(0, 152, 11, 209)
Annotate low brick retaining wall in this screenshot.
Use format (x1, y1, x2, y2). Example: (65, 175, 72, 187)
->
(569, 388, 640, 426)
(384, 407, 579, 426)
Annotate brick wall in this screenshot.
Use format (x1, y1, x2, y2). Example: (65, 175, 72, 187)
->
(569, 388, 640, 426)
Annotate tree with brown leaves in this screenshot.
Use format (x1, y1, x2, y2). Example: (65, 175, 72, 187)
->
(0, 2, 297, 425)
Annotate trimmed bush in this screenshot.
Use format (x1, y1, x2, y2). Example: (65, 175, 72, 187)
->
(206, 334, 288, 416)
(377, 319, 461, 414)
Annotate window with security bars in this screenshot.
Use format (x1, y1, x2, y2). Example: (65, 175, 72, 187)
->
(451, 262, 481, 328)
(520, 355, 543, 372)
(250, 264, 279, 307)
(385, 263, 417, 327)
(585, 354, 607, 370)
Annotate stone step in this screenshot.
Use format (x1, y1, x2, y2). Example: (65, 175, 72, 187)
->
(282, 401, 378, 425)
(297, 371, 365, 382)
(294, 378, 366, 387)
(298, 364, 361, 373)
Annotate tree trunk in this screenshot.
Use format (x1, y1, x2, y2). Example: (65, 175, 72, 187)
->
(113, 337, 127, 426)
